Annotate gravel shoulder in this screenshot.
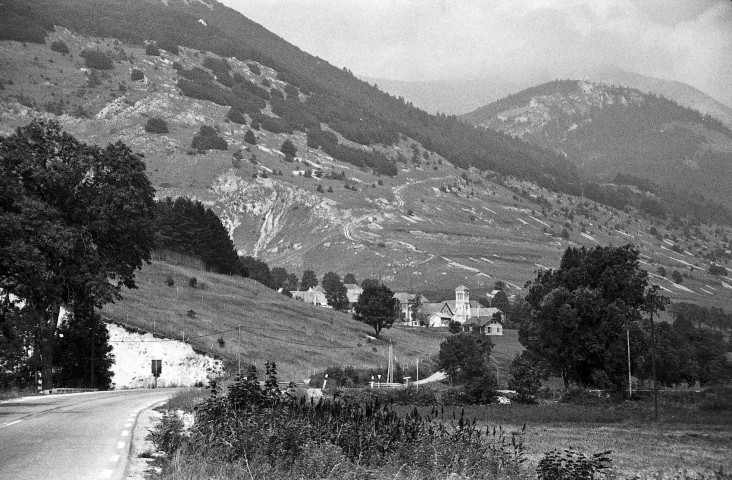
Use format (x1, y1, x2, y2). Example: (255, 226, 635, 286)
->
(125, 402, 165, 480)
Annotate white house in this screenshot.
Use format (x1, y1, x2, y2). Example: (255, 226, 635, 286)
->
(291, 286, 328, 307)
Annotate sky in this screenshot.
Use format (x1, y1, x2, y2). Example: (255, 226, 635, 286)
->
(220, 0, 732, 107)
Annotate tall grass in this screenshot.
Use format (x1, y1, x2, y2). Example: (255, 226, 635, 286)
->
(150, 362, 529, 479)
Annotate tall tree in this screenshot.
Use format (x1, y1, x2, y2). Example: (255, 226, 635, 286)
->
(343, 273, 358, 285)
(280, 139, 297, 160)
(322, 271, 348, 311)
(353, 282, 397, 338)
(300, 270, 318, 290)
(0, 120, 156, 390)
(520, 244, 662, 389)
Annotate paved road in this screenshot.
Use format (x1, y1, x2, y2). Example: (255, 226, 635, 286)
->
(0, 389, 177, 480)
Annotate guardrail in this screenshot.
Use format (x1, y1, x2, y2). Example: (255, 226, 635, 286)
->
(42, 388, 98, 395)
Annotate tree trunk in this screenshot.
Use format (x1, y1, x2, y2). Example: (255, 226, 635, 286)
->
(38, 303, 61, 391)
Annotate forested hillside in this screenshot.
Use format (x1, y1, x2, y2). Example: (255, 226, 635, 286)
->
(463, 80, 732, 224)
(0, 0, 579, 192)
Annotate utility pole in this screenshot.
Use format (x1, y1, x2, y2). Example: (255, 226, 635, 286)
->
(627, 328, 632, 398)
(90, 296, 95, 389)
(237, 325, 241, 376)
(650, 296, 658, 421)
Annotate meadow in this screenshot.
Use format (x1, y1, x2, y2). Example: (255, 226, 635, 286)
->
(101, 260, 451, 382)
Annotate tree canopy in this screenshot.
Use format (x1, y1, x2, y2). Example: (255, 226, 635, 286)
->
(0, 120, 156, 389)
(300, 270, 318, 290)
(519, 244, 663, 389)
(353, 281, 397, 338)
(322, 271, 349, 311)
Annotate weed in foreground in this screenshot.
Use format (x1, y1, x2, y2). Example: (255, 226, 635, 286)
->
(150, 361, 529, 479)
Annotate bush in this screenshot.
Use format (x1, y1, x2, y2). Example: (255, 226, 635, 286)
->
(537, 449, 614, 480)
(188, 277, 197, 288)
(508, 353, 541, 402)
(191, 125, 227, 151)
(226, 107, 247, 124)
(144, 117, 169, 134)
(284, 83, 299, 99)
(165, 276, 175, 286)
(244, 129, 256, 145)
(50, 39, 69, 54)
(280, 139, 297, 160)
(145, 43, 160, 56)
(130, 68, 144, 81)
(157, 39, 179, 55)
(247, 62, 261, 75)
(80, 49, 113, 70)
(709, 264, 728, 276)
(152, 362, 526, 478)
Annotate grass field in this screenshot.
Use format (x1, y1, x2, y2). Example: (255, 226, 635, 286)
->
(101, 260, 453, 382)
(395, 395, 732, 477)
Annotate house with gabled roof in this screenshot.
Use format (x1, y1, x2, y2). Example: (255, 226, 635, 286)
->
(291, 286, 328, 307)
(417, 286, 503, 334)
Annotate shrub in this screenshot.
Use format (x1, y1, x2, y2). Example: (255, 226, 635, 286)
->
(191, 125, 227, 151)
(165, 276, 175, 286)
(284, 83, 299, 99)
(130, 68, 144, 81)
(244, 129, 257, 145)
(247, 62, 261, 75)
(80, 49, 113, 70)
(709, 264, 728, 276)
(145, 117, 169, 134)
(147, 411, 184, 454)
(157, 39, 179, 55)
(226, 107, 247, 124)
(537, 449, 614, 480)
(153, 362, 526, 478)
(508, 352, 542, 403)
(145, 43, 160, 56)
(280, 139, 297, 160)
(188, 277, 197, 288)
(50, 39, 69, 54)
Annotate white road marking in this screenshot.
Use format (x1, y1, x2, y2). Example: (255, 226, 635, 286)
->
(101, 469, 113, 478)
(0, 419, 22, 428)
(110, 454, 120, 463)
(121, 430, 129, 436)
(117, 441, 125, 449)
(124, 422, 132, 428)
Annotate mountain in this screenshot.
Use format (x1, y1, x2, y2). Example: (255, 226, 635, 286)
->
(1, 0, 731, 311)
(586, 65, 732, 131)
(462, 80, 732, 211)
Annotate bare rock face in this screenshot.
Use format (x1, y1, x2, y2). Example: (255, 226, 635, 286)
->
(107, 323, 223, 389)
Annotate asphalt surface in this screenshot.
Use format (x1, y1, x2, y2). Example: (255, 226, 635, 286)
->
(0, 389, 177, 480)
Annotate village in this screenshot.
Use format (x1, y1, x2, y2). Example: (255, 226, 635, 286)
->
(292, 284, 505, 335)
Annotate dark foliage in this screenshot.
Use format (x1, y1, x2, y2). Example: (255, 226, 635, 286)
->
(80, 49, 113, 70)
(202, 56, 232, 87)
(144, 117, 169, 134)
(246, 62, 261, 75)
(54, 309, 114, 389)
(226, 107, 247, 125)
(353, 281, 397, 338)
(300, 270, 318, 290)
(155, 197, 240, 274)
(0, 10, 47, 44)
(537, 449, 614, 480)
(130, 68, 145, 81)
(321, 271, 349, 311)
(145, 42, 160, 56)
(50, 39, 69, 54)
(243, 129, 256, 145)
(521, 244, 664, 389)
(307, 127, 398, 176)
(239, 255, 272, 288)
(151, 362, 526, 478)
(280, 138, 297, 160)
(191, 125, 227, 151)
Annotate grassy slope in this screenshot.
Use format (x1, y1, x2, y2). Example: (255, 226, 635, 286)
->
(101, 261, 455, 382)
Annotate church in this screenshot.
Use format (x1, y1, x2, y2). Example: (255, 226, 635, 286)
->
(420, 285, 503, 335)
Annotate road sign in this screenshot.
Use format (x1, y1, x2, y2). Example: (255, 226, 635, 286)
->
(151, 359, 162, 377)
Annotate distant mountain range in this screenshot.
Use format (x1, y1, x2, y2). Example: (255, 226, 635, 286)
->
(462, 80, 732, 210)
(363, 66, 732, 130)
